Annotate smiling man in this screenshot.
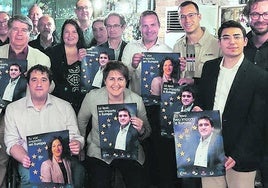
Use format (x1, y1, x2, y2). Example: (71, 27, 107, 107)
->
(195, 20, 268, 188)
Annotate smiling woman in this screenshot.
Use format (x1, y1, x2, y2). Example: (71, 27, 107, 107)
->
(78, 60, 152, 188)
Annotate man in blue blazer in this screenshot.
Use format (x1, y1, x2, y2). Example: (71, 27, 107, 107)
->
(195, 20, 268, 188)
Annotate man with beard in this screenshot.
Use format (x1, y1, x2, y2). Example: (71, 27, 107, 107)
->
(29, 15, 59, 53)
(243, 0, 268, 187)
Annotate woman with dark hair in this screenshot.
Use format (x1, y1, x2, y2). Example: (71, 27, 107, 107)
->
(40, 136, 72, 184)
(46, 19, 87, 114)
(150, 56, 179, 96)
(78, 61, 151, 188)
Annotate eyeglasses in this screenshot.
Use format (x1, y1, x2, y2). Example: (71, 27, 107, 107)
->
(249, 12, 268, 20)
(220, 35, 244, 42)
(76, 6, 90, 11)
(179, 13, 199, 20)
(106, 24, 122, 29)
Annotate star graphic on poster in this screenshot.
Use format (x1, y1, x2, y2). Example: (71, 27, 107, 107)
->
(101, 131, 105, 135)
(102, 124, 106, 128)
(45, 145, 48, 150)
(164, 101, 168, 106)
(143, 77, 147, 81)
(177, 143, 182, 148)
(145, 71, 149, 75)
(32, 154, 37, 159)
(37, 148, 42, 153)
(107, 118, 111, 123)
(83, 75, 87, 78)
(150, 66, 154, 70)
(180, 151, 185, 156)
(192, 125, 197, 130)
(109, 142, 113, 147)
(168, 121, 172, 125)
(145, 84, 149, 88)
(184, 128, 189, 134)
(31, 162, 35, 167)
(162, 108, 166, 112)
(169, 97, 174, 101)
(33, 169, 38, 175)
(187, 157, 191, 162)
(103, 138, 107, 142)
(179, 134, 184, 139)
(163, 115, 167, 120)
(114, 116, 118, 121)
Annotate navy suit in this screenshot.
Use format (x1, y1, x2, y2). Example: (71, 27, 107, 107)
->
(197, 57, 268, 172)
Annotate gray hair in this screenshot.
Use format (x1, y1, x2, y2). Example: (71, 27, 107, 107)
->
(8, 15, 33, 32)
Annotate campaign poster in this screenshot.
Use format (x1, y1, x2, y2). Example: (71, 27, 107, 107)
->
(173, 110, 225, 178)
(0, 58, 27, 109)
(27, 130, 71, 187)
(160, 83, 183, 137)
(80, 46, 113, 93)
(140, 52, 180, 106)
(97, 103, 139, 161)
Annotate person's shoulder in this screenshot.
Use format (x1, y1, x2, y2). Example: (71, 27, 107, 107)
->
(5, 97, 26, 111)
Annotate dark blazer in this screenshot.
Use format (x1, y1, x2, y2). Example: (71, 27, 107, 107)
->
(111, 123, 139, 154)
(99, 40, 127, 61)
(196, 57, 268, 172)
(0, 76, 27, 107)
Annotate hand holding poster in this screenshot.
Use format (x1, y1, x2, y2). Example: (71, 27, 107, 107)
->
(173, 110, 225, 177)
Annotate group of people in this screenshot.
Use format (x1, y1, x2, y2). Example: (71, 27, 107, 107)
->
(0, 0, 267, 188)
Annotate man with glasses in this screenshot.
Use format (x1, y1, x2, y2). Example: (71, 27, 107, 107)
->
(100, 12, 127, 61)
(0, 11, 9, 46)
(243, 1, 268, 187)
(174, 1, 221, 86)
(195, 20, 268, 188)
(75, 0, 94, 47)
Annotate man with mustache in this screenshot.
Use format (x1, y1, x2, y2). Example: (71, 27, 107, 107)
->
(243, 0, 268, 187)
(29, 15, 59, 53)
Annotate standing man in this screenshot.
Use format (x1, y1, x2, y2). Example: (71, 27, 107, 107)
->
(0, 14, 51, 188)
(29, 15, 59, 53)
(0, 11, 9, 46)
(174, 1, 221, 86)
(122, 10, 171, 95)
(100, 12, 127, 61)
(75, 0, 94, 47)
(4, 64, 84, 188)
(243, 0, 268, 186)
(90, 17, 108, 46)
(28, 4, 43, 41)
(196, 20, 267, 188)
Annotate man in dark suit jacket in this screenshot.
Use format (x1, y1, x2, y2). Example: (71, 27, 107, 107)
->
(195, 20, 268, 188)
(112, 108, 139, 158)
(100, 12, 127, 61)
(0, 63, 27, 109)
(194, 116, 225, 174)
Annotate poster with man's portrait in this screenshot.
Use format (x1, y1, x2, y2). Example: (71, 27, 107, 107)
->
(0, 58, 27, 109)
(97, 103, 138, 160)
(141, 52, 180, 106)
(173, 110, 225, 177)
(80, 46, 113, 93)
(27, 130, 70, 187)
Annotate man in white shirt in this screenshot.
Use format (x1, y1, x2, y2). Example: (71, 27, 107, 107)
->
(92, 52, 109, 89)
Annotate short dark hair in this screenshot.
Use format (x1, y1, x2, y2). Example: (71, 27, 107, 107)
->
(26, 64, 53, 83)
(104, 12, 126, 26)
(242, 0, 265, 18)
(218, 20, 247, 39)
(47, 136, 69, 160)
(178, 1, 199, 13)
(158, 56, 179, 79)
(117, 108, 131, 118)
(103, 61, 129, 82)
(197, 115, 214, 127)
(139, 10, 160, 26)
(9, 63, 22, 72)
(60, 19, 85, 49)
(180, 85, 196, 99)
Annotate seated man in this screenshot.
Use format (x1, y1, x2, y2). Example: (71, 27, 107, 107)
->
(4, 64, 84, 188)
